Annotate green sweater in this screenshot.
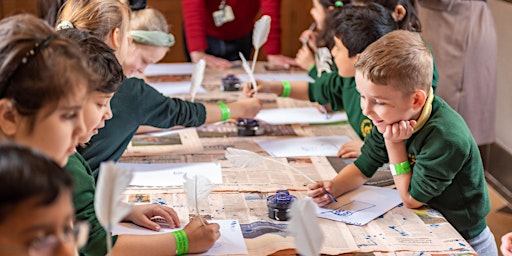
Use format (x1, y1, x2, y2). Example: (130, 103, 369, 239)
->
(354, 96, 489, 240)
(78, 77, 207, 176)
(66, 152, 117, 256)
(307, 57, 438, 140)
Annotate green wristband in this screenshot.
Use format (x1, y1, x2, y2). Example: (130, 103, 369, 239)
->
(217, 102, 230, 121)
(172, 229, 189, 255)
(281, 81, 291, 98)
(390, 161, 411, 176)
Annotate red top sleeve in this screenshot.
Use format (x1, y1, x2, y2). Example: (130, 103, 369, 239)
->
(182, 0, 281, 55)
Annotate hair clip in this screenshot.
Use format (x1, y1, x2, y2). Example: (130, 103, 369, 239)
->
(334, 1, 344, 7)
(56, 20, 74, 31)
(0, 35, 57, 98)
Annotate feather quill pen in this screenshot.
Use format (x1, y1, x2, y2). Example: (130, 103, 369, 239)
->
(251, 15, 271, 73)
(183, 173, 214, 225)
(225, 147, 337, 202)
(239, 52, 258, 96)
(315, 47, 333, 77)
(288, 197, 324, 256)
(190, 59, 206, 102)
(94, 162, 134, 255)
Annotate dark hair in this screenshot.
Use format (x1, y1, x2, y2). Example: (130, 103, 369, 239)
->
(57, 28, 123, 93)
(0, 14, 97, 132)
(38, 0, 67, 27)
(316, 0, 351, 49)
(352, 0, 421, 32)
(332, 3, 398, 57)
(0, 143, 74, 222)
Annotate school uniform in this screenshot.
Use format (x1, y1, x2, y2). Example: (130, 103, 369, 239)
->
(417, 0, 497, 145)
(78, 77, 207, 175)
(307, 64, 438, 140)
(355, 92, 491, 241)
(66, 152, 117, 256)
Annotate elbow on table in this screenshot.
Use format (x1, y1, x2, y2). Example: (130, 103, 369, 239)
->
(402, 196, 423, 209)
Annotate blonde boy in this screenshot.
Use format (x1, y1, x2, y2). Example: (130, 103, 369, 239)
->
(308, 30, 497, 255)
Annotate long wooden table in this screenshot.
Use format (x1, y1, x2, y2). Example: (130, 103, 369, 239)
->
(120, 62, 477, 256)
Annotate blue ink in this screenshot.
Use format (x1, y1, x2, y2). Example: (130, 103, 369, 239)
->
(388, 226, 408, 236)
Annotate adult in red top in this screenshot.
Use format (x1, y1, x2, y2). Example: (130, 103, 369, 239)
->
(182, 0, 296, 68)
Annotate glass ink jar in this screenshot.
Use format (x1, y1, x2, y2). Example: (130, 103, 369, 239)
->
(221, 74, 241, 91)
(236, 118, 264, 136)
(267, 190, 296, 221)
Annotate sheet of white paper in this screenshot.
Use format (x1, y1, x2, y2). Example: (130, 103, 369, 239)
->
(255, 136, 352, 157)
(112, 220, 248, 255)
(256, 107, 348, 124)
(315, 186, 402, 226)
(144, 63, 195, 75)
(148, 81, 206, 96)
(117, 162, 223, 187)
(238, 73, 314, 83)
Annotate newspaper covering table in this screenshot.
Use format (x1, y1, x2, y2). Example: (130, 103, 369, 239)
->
(118, 63, 476, 255)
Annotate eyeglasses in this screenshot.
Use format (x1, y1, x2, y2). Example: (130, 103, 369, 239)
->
(29, 221, 89, 256)
(0, 221, 89, 256)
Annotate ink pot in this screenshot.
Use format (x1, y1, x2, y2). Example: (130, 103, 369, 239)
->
(267, 190, 296, 221)
(221, 74, 241, 91)
(236, 118, 263, 136)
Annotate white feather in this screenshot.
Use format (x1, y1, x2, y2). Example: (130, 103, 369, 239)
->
(239, 52, 258, 96)
(225, 147, 315, 183)
(190, 59, 206, 102)
(315, 47, 333, 77)
(94, 161, 134, 255)
(251, 15, 271, 73)
(183, 173, 214, 225)
(288, 197, 324, 256)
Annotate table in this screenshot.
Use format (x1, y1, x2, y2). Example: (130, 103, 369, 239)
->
(120, 63, 477, 255)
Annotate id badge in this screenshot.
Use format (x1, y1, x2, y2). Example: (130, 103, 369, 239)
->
(213, 10, 225, 27)
(222, 5, 235, 23)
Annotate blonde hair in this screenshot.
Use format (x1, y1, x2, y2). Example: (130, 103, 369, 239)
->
(57, 0, 131, 43)
(130, 8, 168, 33)
(354, 30, 432, 94)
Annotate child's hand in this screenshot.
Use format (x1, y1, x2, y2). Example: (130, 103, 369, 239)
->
(299, 30, 317, 51)
(124, 204, 180, 231)
(383, 120, 417, 143)
(307, 181, 335, 207)
(295, 45, 315, 70)
(337, 140, 363, 158)
(242, 79, 280, 97)
(267, 54, 298, 69)
(314, 103, 331, 113)
(501, 232, 512, 256)
(227, 98, 263, 118)
(185, 217, 221, 254)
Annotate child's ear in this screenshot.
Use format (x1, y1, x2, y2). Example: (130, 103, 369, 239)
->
(393, 5, 406, 22)
(411, 89, 427, 110)
(108, 27, 121, 50)
(0, 99, 18, 136)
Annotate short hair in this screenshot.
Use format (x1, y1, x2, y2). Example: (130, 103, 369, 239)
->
(57, 28, 123, 93)
(57, 0, 131, 43)
(0, 14, 97, 133)
(0, 143, 74, 222)
(331, 3, 397, 57)
(355, 30, 433, 94)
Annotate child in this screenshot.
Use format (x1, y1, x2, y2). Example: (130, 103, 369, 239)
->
(0, 143, 88, 256)
(59, 28, 220, 256)
(57, 0, 263, 173)
(245, 3, 398, 158)
(307, 30, 498, 255)
(0, 14, 94, 166)
(123, 7, 175, 76)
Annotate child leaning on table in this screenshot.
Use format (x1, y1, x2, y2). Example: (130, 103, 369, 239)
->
(56, 0, 262, 174)
(307, 30, 498, 255)
(58, 28, 220, 256)
(0, 143, 88, 256)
